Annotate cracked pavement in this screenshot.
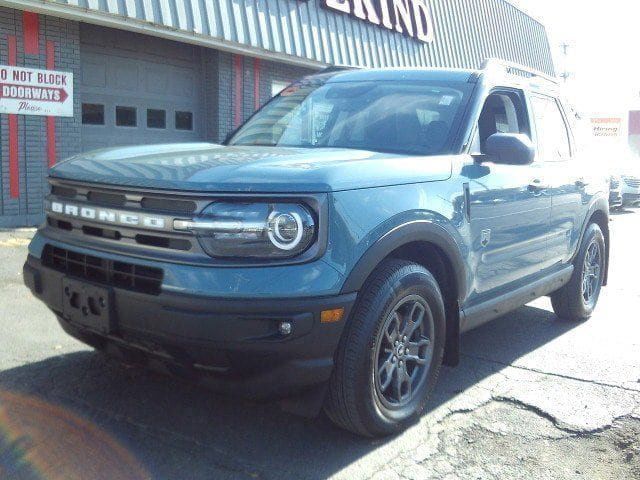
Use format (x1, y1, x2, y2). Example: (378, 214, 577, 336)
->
(1, 211, 639, 480)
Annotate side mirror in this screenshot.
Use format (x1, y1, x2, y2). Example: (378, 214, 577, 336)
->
(482, 133, 535, 166)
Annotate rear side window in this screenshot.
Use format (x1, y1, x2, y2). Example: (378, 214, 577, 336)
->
(531, 96, 572, 162)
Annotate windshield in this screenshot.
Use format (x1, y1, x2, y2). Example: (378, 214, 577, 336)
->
(228, 77, 472, 156)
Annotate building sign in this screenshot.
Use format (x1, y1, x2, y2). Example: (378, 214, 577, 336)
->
(590, 117, 622, 138)
(0, 65, 73, 117)
(322, 0, 434, 43)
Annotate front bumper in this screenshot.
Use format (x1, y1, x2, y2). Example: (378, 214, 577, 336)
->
(23, 255, 356, 399)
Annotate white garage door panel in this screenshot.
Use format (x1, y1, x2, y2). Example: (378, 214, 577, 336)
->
(80, 25, 204, 153)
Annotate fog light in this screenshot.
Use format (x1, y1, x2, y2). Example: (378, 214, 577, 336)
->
(321, 308, 344, 324)
(278, 321, 293, 336)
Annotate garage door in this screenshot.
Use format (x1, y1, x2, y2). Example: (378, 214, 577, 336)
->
(79, 25, 204, 153)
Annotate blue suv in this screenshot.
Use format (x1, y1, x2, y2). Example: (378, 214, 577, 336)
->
(24, 60, 610, 437)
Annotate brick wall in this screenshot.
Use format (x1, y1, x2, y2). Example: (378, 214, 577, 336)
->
(216, 50, 234, 142)
(0, 7, 80, 228)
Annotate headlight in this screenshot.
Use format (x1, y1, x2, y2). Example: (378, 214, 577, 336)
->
(174, 202, 316, 259)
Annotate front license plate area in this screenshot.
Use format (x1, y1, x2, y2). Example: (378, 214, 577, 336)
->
(62, 278, 114, 334)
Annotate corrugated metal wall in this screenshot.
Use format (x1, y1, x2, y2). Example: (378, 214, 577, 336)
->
(9, 0, 554, 75)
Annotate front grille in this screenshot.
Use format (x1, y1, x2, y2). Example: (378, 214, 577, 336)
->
(46, 180, 202, 254)
(42, 245, 164, 295)
(51, 184, 77, 198)
(49, 180, 199, 216)
(141, 197, 197, 214)
(623, 176, 640, 188)
(87, 190, 127, 207)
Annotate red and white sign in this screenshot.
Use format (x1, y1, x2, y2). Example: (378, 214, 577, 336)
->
(591, 117, 622, 138)
(0, 65, 73, 117)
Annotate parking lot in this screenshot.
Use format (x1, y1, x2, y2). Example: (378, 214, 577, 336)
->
(1, 211, 639, 480)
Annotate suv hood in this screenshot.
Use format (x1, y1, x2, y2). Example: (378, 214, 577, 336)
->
(49, 143, 452, 193)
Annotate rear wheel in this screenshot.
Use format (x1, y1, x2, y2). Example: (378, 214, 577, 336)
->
(551, 223, 605, 322)
(324, 259, 446, 437)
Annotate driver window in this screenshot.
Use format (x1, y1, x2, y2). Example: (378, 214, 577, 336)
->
(475, 91, 530, 154)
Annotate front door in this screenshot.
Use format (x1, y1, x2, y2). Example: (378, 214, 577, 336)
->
(463, 89, 554, 303)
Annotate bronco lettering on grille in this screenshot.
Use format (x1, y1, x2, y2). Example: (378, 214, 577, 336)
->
(49, 201, 166, 229)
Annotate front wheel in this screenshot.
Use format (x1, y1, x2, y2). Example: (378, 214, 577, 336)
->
(551, 223, 606, 322)
(324, 259, 446, 437)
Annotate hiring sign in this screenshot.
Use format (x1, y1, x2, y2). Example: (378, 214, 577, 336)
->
(0, 65, 73, 117)
(591, 117, 622, 138)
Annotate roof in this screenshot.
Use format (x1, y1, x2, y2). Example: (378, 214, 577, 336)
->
(320, 68, 478, 84)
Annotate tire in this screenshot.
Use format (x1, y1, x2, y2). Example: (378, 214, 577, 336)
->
(324, 259, 446, 437)
(551, 223, 606, 322)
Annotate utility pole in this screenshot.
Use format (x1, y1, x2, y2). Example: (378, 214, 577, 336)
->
(559, 43, 572, 83)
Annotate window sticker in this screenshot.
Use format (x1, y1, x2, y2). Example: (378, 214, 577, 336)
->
(439, 95, 455, 106)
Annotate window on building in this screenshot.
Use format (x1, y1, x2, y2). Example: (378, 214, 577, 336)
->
(116, 106, 137, 127)
(147, 109, 166, 129)
(175, 111, 193, 131)
(530, 96, 572, 162)
(82, 103, 105, 125)
(271, 81, 289, 97)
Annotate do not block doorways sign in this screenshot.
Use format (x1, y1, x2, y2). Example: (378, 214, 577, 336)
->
(0, 65, 73, 117)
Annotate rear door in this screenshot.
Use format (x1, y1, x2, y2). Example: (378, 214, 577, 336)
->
(529, 95, 583, 265)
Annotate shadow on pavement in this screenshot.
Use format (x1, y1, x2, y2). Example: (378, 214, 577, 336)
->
(0, 304, 578, 480)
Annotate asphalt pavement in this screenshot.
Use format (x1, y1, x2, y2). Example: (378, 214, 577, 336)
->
(0, 211, 638, 480)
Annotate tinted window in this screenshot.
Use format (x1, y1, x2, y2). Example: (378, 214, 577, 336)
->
(175, 111, 193, 131)
(116, 106, 137, 127)
(147, 109, 166, 129)
(82, 103, 104, 125)
(230, 79, 472, 156)
(531, 96, 572, 161)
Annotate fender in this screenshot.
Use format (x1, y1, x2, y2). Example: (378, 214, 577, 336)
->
(340, 220, 468, 303)
(573, 194, 610, 285)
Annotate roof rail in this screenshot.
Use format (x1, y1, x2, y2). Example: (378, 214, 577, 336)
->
(481, 58, 558, 85)
(319, 65, 363, 74)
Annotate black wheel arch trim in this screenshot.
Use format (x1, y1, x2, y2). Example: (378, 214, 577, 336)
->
(339, 220, 468, 304)
(574, 195, 610, 286)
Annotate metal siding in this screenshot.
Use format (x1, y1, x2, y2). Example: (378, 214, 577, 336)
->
(478, 0, 495, 61)
(469, 0, 485, 67)
(451, 0, 469, 67)
(7, 0, 554, 74)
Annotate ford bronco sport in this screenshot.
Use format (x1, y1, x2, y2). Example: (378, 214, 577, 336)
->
(24, 60, 610, 437)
